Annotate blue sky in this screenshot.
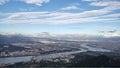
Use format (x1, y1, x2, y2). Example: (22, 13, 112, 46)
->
(0, 0, 120, 37)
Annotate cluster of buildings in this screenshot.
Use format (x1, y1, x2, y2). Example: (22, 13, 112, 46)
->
(41, 46, 69, 52)
(0, 43, 72, 57)
(0, 49, 40, 57)
(51, 55, 75, 63)
(30, 54, 75, 63)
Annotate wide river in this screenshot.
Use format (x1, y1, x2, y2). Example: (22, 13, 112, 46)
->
(0, 49, 87, 64)
(0, 43, 110, 64)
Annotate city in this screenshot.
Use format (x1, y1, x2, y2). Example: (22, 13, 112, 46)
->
(0, 34, 120, 67)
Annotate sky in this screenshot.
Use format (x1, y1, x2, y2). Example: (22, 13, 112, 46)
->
(0, 0, 120, 37)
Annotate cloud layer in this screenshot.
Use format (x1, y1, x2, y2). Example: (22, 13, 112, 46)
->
(0, 0, 50, 6)
(0, 0, 120, 24)
(21, 0, 50, 6)
(60, 5, 79, 11)
(0, 0, 9, 5)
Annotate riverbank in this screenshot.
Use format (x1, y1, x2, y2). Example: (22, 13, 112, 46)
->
(0, 43, 112, 65)
(4, 51, 120, 67)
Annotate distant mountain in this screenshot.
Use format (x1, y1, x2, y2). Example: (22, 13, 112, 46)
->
(0, 34, 120, 45)
(0, 34, 37, 44)
(36, 33, 120, 41)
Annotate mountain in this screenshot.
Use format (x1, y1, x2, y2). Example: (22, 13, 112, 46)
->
(36, 33, 120, 41)
(0, 33, 120, 45)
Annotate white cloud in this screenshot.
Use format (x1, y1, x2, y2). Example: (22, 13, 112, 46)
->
(98, 13, 120, 18)
(91, 1, 110, 6)
(0, 9, 120, 24)
(19, 7, 35, 11)
(45, 9, 110, 20)
(90, 0, 120, 11)
(82, 0, 98, 1)
(0, 0, 120, 24)
(0, 17, 94, 24)
(0, 0, 9, 5)
(82, 0, 120, 13)
(60, 5, 79, 11)
(21, 0, 50, 6)
(101, 32, 120, 37)
(0, 0, 50, 6)
(6, 11, 48, 19)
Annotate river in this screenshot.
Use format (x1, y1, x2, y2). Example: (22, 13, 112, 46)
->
(0, 43, 111, 64)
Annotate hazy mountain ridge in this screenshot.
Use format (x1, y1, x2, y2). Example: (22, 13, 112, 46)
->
(0, 34, 120, 43)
